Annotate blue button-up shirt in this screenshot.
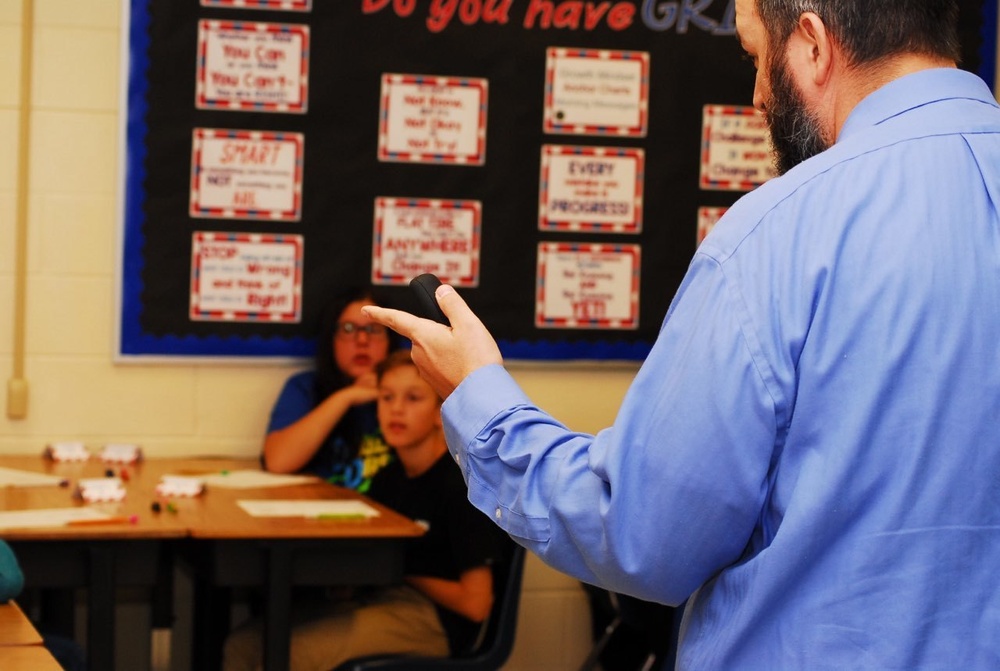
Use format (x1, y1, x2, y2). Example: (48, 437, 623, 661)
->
(443, 68, 1000, 669)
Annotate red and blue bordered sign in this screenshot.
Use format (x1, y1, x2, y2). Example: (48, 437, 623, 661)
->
(195, 20, 310, 113)
(378, 74, 488, 166)
(190, 231, 304, 323)
(535, 242, 641, 329)
(543, 47, 650, 138)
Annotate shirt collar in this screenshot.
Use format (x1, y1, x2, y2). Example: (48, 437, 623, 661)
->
(838, 68, 998, 141)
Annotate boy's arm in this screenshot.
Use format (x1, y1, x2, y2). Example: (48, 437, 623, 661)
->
(405, 565, 493, 622)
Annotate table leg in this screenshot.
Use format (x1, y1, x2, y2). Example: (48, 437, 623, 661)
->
(88, 543, 116, 671)
(262, 544, 292, 671)
(38, 588, 76, 639)
(190, 576, 232, 671)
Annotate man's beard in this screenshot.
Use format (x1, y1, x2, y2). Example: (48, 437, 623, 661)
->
(765, 53, 829, 175)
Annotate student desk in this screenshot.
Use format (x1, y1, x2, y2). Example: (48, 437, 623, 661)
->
(1, 455, 188, 671)
(0, 644, 63, 670)
(145, 458, 425, 671)
(0, 601, 43, 646)
(0, 600, 61, 671)
(0, 456, 424, 671)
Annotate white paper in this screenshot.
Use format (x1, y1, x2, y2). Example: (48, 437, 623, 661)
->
(0, 467, 67, 488)
(0, 507, 109, 529)
(237, 499, 379, 518)
(193, 470, 318, 489)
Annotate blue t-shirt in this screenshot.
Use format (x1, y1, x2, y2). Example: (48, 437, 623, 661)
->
(267, 370, 392, 491)
(443, 69, 1000, 669)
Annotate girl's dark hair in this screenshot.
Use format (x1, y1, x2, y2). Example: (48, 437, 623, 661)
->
(313, 286, 401, 398)
(756, 0, 960, 68)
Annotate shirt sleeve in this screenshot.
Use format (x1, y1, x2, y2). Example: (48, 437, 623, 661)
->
(266, 371, 317, 433)
(442, 252, 778, 605)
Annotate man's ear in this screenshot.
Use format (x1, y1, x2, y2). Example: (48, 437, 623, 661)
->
(793, 11, 834, 86)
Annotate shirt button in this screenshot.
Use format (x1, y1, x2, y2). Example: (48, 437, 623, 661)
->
(495, 508, 502, 520)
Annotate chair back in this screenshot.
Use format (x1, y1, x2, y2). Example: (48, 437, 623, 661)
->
(459, 543, 527, 665)
(332, 543, 528, 671)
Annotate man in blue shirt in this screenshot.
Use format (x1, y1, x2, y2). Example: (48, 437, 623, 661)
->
(364, 0, 1000, 667)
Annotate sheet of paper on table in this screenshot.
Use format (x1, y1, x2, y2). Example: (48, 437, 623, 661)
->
(237, 499, 380, 519)
(181, 470, 318, 489)
(0, 507, 110, 529)
(0, 467, 66, 488)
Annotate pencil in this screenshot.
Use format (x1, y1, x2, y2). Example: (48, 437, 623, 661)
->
(66, 515, 139, 526)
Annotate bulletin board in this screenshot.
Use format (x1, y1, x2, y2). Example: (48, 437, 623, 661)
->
(116, 0, 998, 362)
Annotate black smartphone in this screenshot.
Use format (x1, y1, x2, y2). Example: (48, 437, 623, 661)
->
(409, 273, 450, 326)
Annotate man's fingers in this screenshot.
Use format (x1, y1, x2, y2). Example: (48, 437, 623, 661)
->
(434, 283, 477, 329)
(362, 305, 425, 339)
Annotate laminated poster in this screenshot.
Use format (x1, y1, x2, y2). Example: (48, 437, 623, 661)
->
(195, 20, 310, 113)
(539, 144, 644, 233)
(700, 105, 776, 190)
(543, 47, 650, 137)
(697, 206, 728, 245)
(371, 197, 481, 287)
(378, 74, 488, 165)
(190, 128, 304, 221)
(190, 232, 303, 322)
(200, 0, 312, 10)
(536, 242, 640, 329)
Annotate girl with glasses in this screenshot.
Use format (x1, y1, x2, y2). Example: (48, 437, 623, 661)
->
(262, 287, 400, 491)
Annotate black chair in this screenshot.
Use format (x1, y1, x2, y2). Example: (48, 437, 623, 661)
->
(333, 544, 527, 671)
(578, 587, 680, 671)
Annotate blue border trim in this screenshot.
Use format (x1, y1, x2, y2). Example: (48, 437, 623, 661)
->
(119, 0, 153, 356)
(498, 338, 653, 361)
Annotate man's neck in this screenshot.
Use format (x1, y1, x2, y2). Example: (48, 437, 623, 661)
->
(832, 54, 957, 140)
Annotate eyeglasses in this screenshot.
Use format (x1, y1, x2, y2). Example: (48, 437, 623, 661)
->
(335, 322, 389, 339)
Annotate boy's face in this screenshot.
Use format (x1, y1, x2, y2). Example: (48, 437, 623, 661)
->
(377, 364, 442, 451)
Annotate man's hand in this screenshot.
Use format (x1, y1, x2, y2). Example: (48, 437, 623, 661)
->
(362, 283, 502, 399)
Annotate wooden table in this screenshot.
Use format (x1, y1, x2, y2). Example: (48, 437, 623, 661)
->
(0, 456, 424, 671)
(143, 458, 425, 671)
(0, 644, 63, 670)
(0, 601, 61, 671)
(1, 455, 188, 671)
(0, 601, 43, 646)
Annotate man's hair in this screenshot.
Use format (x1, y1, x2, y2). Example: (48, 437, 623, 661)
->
(756, 0, 961, 66)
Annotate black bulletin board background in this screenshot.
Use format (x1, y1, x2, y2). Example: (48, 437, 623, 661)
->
(118, 0, 997, 361)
